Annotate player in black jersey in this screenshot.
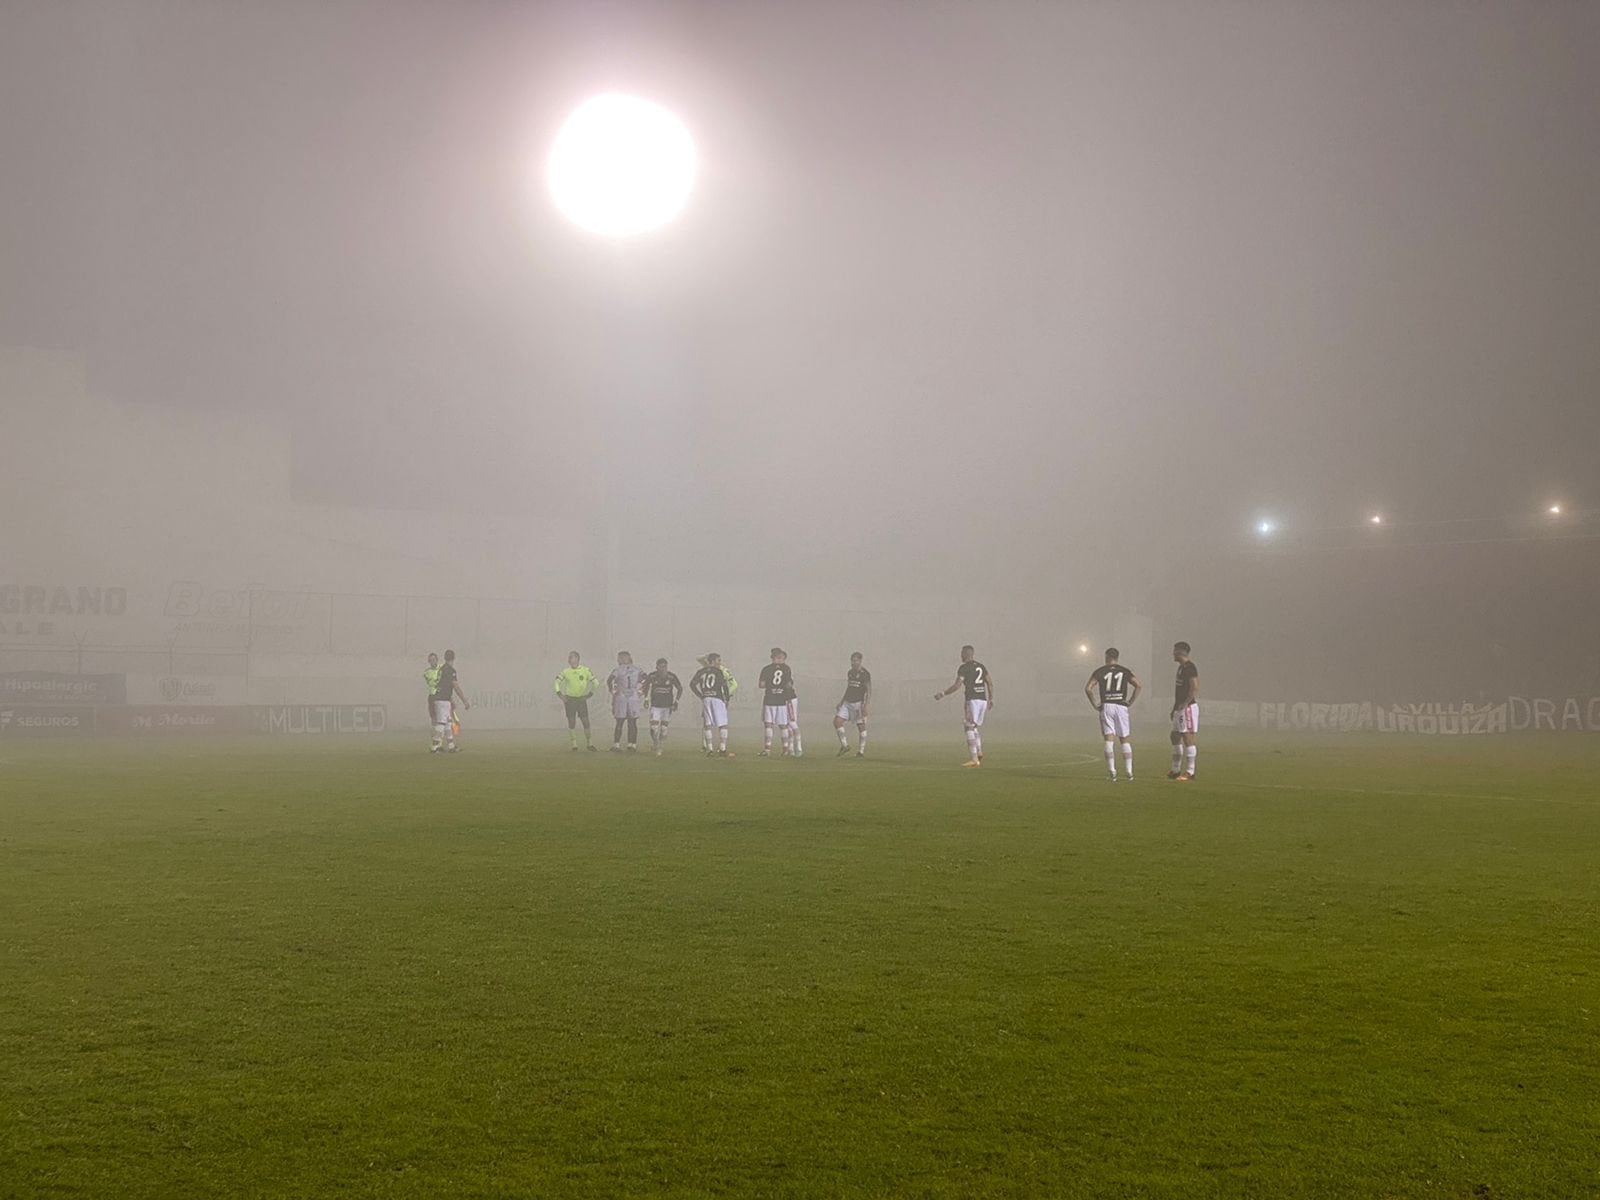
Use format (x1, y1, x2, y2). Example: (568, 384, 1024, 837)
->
(429, 649, 470, 753)
(690, 652, 736, 757)
(1169, 642, 1200, 780)
(834, 652, 872, 757)
(1084, 647, 1141, 781)
(757, 648, 802, 757)
(934, 645, 993, 767)
(643, 658, 683, 756)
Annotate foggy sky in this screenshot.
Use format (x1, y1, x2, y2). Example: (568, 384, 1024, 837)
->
(3, 0, 1598, 601)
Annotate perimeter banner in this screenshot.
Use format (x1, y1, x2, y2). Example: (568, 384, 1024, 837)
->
(1258, 697, 1600, 734)
(0, 672, 126, 706)
(249, 705, 388, 734)
(98, 706, 251, 736)
(0, 705, 96, 736)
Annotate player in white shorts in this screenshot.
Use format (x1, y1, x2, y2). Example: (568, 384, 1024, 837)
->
(1169, 641, 1200, 780)
(690, 652, 736, 757)
(834, 652, 871, 757)
(934, 645, 993, 767)
(641, 658, 683, 756)
(1084, 647, 1141, 781)
(758, 648, 802, 756)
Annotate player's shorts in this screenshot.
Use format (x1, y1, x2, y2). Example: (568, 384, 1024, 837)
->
(1172, 703, 1199, 734)
(430, 698, 453, 726)
(701, 696, 729, 727)
(562, 696, 590, 723)
(964, 698, 988, 727)
(649, 706, 674, 723)
(763, 701, 798, 727)
(612, 693, 643, 719)
(836, 701, 865, 723)
(1099, 703, 1131, 738)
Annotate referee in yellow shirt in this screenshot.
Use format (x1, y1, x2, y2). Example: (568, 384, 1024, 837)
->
(554, 650, 599, 751)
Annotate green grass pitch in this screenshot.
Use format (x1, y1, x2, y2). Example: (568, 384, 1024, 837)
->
(3, 729, 1597, 1198)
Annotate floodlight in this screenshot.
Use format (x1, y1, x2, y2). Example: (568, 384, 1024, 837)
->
(546, 94, 697, 238)
(1256, 520, 1277, 537)
(1077, 643, 1090, 655)
(1369, 514, 1384, 525)
(1547, 504, 1562, 516)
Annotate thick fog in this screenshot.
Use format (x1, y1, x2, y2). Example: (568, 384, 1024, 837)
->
(3, 0, 1599, 727)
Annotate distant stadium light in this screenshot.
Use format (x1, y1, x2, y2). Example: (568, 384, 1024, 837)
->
(546, 94, 697, 238)
(1255, 520, 1277, 537)
(1547, 503, 1563, 516)
(1077, 643, 1090, 655)
(1369, 513, 1384, 525)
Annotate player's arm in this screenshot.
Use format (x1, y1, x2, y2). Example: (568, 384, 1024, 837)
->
(452, 678, 470, 710)
(934, 673, 963, 700)
(862, 673, 871, 717)
(1084, 671, 1101, 708)
(1127, 672, 1142, 705)
(987, 670, 996, 709)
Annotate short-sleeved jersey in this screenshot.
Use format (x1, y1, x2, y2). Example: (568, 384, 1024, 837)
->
(759, 663, 797, 705)
(842, 667, 871, 703)
(1174, 660, 1199, 707)
(432, 663, 457, 702)
(957, 660, 990, 700)
(1091, 664, 1134, 705)
(608, 664, 645, 695)
(645, 670, 682, 708)
(691, 665, 729, 700)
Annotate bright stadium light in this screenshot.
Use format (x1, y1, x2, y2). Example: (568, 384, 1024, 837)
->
(546, 94, 697, 238)
(1077, 643, 1090, 656)
(1256, 519, 1277, 537)
(1369, 513, 1384, 525)
(1547, 503, 1563, 516)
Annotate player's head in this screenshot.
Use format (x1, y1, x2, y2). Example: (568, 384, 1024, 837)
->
(617, 650, 631, 665)
(960, 645, 975, 662)
(1172, 641, 1190, 662)
(850, 651, 863, 666)
(770, 647, 785, 662)
(656, 657, 668, 669)
(443, 649, 455, 663)
(1104, 648, 1119, 664)
(568, 650, 581, 666)
(427, 653, 438, 666)
(706, 652, 721, 666)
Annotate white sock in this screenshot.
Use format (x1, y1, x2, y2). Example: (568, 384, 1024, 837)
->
(1104, 740, 1116, 775)
(1171, 744, 1183, 772)
(764, 726, 774, 752)
(837, 726, 849, 748)
(857, 724, 867, 751)
(974, 729, 983, 757)
(790, 727, 801, 755)
(1185, 745, 1197, 776)
(965, 728, 978, 758)
(703, 726, 713, 752)
(719, 727, 730, 752)
(1123, 744, 1134, 777)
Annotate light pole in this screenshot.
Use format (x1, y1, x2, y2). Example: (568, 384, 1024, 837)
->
(545, 93, 698, 657)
